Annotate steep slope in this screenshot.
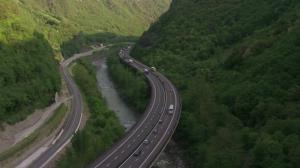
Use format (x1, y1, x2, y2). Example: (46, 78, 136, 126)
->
(131, 0, 300, 167)
(23, 0, 171, 37)
(0, 0, 171, 125)
(0, 0, 61, 124)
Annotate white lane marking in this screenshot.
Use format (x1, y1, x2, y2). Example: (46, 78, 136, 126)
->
(75, 113, 83, 133)
(16, 147, 49, 168)
(51, 129, 64, 145)
(40, 138, 72, 168)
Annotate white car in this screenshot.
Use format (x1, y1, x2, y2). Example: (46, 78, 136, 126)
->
(144, 68, 149, 74)
(168, 104, 174, 114)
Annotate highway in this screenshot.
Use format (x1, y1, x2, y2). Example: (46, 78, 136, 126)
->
(88, 47, 181, 168)
(27, 46, 105, 168)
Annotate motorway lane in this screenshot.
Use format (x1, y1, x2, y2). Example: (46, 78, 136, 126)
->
(139, 74, 181, 167)
(120, 64, 180, 168)
(89, 47, 181, 168)
(89, 66, 168, 168)
(29, 58, 84, 168)
(118, 76, 174, 168)
(28, 47, 105, 168)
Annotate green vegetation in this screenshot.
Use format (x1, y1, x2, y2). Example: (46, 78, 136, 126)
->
(0, 0, 170, 125)
(24, 0, 171, 37)
(113, 0, 300, 167)
(0, 32, 61, 124)
(0, 104, 67, 162)
(56, 59, 124, 167)
(106, 46, 149, 113)
(60, 33, 137, 58)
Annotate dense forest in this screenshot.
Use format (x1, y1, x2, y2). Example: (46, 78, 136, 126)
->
(57, 59, 124, 167)
(0, 0, 170, 125)
(110, 0, 300, 167)
(0, 33, 60, 125)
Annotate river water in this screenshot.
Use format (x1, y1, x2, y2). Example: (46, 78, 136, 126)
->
(93, 56, 139, 131)
(92, 54, 187, 168)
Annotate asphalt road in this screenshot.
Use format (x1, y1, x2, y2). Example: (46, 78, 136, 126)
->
(28, 47, 105, 168)
(88, 47, 181, 168)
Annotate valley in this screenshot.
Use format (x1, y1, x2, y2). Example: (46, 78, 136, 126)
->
(1, 0, 299, 167)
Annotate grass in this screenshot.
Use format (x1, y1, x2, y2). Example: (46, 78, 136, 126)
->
(0, 104, 68, 163)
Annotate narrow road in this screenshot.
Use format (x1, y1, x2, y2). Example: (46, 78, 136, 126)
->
(26, 46, 105, 168)
(89, 47, 181, 168)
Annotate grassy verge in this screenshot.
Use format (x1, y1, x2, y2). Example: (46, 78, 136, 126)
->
(0, 104, 67, 162)
(56, 58, 124, 168)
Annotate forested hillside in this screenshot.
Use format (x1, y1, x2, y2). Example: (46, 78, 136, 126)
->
(0, 0, 170, 125)
(130, 0, 300, 167)
(0, 0, 61, 124)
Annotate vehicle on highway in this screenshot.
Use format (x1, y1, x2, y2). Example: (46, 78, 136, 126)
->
(151, 67, 157, 71)
(168, 104, 174, 114)
(158, 119, 163, 124)
(169, 104, 174, 111)
(143, 139, 149, 145)
(144, 68, 149, 74)
(128, 59, 133, 63)
(153, 128, 158, 134)
(133, 150, 142, 156)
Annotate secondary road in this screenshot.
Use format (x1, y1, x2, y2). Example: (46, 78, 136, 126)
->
(27, 46, 105, 168)
(88, 47, 181, 168)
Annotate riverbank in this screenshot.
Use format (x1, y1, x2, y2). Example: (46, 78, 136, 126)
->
(92, 55, 139, 130)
